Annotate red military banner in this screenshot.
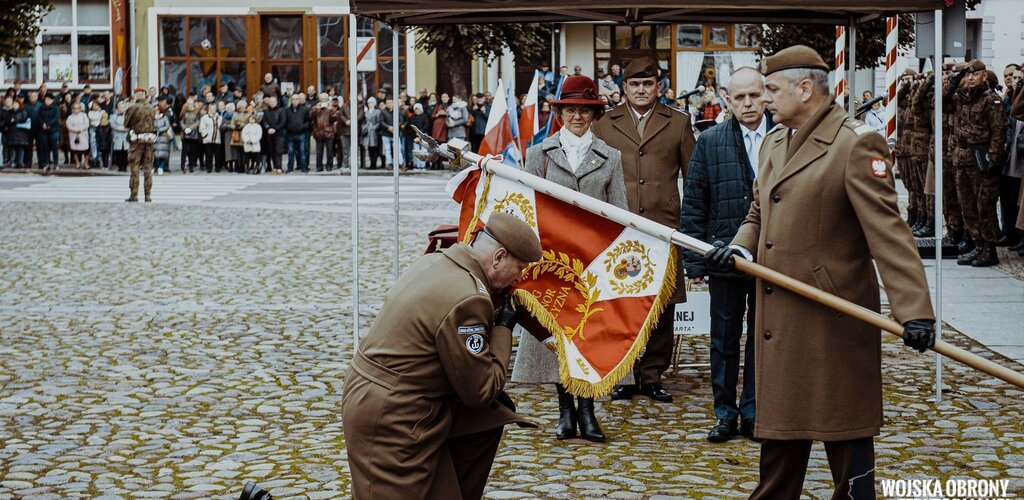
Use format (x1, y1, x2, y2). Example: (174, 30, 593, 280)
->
(448, 165, 677, 397)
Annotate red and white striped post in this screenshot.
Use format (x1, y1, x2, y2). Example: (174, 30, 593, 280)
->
(885, 16, 899, 144)
(835, 26, 847, 100)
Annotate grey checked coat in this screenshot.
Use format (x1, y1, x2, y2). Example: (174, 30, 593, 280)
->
(510, 131, 628, 383)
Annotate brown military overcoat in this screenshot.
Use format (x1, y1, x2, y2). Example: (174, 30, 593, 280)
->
(341, 244, 533, 499)
(592, 103, 695, 303)
(732, 98, 935, 442)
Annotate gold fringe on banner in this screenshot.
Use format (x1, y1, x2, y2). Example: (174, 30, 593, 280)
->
(460, 171, 493, 244)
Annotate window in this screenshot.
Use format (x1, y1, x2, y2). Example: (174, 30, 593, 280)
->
(318, 16, 346, 93)
(158, 15, 247, 95)
(735, 24, 762, 49)
(677, 25, 702, 49)
(1, 0, 113, 86)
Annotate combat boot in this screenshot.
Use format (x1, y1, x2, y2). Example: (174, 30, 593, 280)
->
(554, 384, 577, 440)
(906, 210, 920, 231)
(912, 216, 935, 238)
(942, 229, 964, 247)
(957, 246, 981, 265)
(971, 242, 999, 267)
(957, 235, 975, 256)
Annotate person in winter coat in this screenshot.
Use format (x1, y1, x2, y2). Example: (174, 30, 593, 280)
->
(0, 96, 14, 167)
(284, 94, 311, 173)
(6, 99, 32, 168)
(230, 102, 252, 173)
(241, 114, 263, 174)
(408, 103, 431, 169)
(334, 97, 362, 169)
(37, 94, 61, 171)
(310, 93, 338, 171)
(180, 101, 202, 172)
(92, 100, 113, 169)
(199, 105, 224, 172)
(446, 95, 469, 141)
(364, 97, 382, 169)
(430, 93, 450, 144)
(153, 102, 172, 175)
(261, 96, 286, 174)
(87, 99, 108, 168)
(220, 102, 238, 172)
(66, 102, 91, 170)
(110, 100, 130, 172)
(59, 93, 73, 165)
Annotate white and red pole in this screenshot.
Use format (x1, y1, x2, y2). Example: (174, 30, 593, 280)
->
(885, 16, 899, 144)
(835, 26, 847, 100)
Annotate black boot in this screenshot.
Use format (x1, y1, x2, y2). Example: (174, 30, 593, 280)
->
(554, 384, 577, 440)
(971, 242, 1000, 267)
(957, 246, 981, 265)
(575, 396, 606, 442)
(906, 210, 921, 232)
(957, 235, 976, 256)
(943, 229, 964, 247)
(912, 215, 935, 238)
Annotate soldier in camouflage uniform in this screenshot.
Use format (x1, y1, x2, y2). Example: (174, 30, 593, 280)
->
(935, 63, 967, 250)
(948, 60, 1007, 267)
(894, 70, 922, 229)
(124, 88, 156, 202)
(910, 73, 936, 237)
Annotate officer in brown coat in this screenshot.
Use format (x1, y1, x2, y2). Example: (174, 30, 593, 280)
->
(705, 45, 936, 500)
(948, 60, 1008, 267)
(341, 213, 542, 500)
(592, 56, 695, 403)
(124, 88, 156, 202)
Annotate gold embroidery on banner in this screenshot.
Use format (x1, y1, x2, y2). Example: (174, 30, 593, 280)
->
(602, 240, 656, 295)
(524, 250, 603, 341)
(494, 192, 537, 228)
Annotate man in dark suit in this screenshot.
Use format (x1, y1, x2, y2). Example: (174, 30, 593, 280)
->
(592, 56, 695, 402)
(681, 67, 770, 443)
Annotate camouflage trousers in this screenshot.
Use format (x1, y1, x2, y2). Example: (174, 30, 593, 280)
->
(898, 155, 928, 214)
(955, 163, 1000, 243)
(128, 143, 154, 199)
(942, 156, 964, 232)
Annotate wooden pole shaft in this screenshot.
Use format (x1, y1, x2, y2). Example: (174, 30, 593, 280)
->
(470, 155, 1024, 390)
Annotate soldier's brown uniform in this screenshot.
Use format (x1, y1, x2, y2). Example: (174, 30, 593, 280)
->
(341, 244, 533, 500)
(936, 76, 965, 234)
(910, 77, 935, 219)
(592, 58, 695, 389)
(950, 83, 1007, 246)
(735, 97, 934, 499)
(123, 101, 156, 200)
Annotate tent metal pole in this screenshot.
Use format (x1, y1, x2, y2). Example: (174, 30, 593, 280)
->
(349, 13, 361, 352)
(848, 16, 856, 119)
(933, 7, 944, 404)
(393, 27, 401, 280)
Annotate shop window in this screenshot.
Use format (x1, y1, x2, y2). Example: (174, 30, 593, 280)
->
(3, 54, 37, 84)
(595, 26, 611, 51)
(267, 17, 303, 60)
(42, 34, 74, 83)
(77, 0, 110, 27)
(158, 15, 247, 95)
(319, 17, 345, 58)
(160, 18, 185, 58)
(735, 24, 762, 49)
(42, 0, 73, 27)
(220, 18, 247, 58)
(161, 61, 187, 95)
(77, 33, 111, 83)
(677, 24, 702, 49)
(707, 25, 731, 48)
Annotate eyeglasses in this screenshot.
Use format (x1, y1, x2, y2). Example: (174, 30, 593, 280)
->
(561, 107, 594, 118)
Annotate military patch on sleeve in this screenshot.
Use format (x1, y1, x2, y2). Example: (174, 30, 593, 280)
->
(459, 325, 487, 354)
(870, 157, 888, 178)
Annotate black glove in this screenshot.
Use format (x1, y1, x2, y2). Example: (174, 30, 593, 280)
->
(902, 319, 936, 353)
(495, 294, 517, 330)
(949, 71, 965, 91)
(704, 240, 742, 274)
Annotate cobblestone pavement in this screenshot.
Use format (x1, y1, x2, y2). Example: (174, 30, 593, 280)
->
(1, 200, 1023, 499)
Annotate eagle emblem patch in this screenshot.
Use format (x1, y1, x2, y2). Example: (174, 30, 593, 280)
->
(870, 158, 888, 178)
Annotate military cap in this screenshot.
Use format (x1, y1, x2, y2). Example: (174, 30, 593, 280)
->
(942, 62, 956, 71)
(760, 45, 830, 76)
(902, 68, 918, 77)
(483, 212, 543, 262)
(623, 57, 659, 80)
(964, 59, 986, 73)
(954, 62, 968, 72)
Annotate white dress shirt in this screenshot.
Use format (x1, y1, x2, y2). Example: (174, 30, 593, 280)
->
(741, 115, 768, 178)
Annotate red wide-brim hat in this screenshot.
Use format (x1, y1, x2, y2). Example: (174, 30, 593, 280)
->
(550, 75, 606, 107)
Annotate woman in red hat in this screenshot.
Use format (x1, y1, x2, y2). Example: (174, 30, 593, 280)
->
(511, 74, 627, 444)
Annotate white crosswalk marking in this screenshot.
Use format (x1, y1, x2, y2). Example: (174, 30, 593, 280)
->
(0, 174, 457, 213)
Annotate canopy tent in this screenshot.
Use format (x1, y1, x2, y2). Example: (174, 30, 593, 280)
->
(352, 1, 944, 25)
(348, 0, 952, 400)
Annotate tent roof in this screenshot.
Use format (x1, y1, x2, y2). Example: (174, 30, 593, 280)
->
(352, 1, 944, 26)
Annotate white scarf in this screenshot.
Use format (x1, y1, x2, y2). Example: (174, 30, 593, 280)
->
(558, 126, 594, 174)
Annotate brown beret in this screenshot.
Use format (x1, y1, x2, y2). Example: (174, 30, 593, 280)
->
(942, 62, 956, 71)
(761, 45, 830, 76)
(483, 212, 543, 262)
(623, 57, 659, 81)
(902, 68, 918, 77)
(965, 59, 986, 73)
(954, 62, 968, 72)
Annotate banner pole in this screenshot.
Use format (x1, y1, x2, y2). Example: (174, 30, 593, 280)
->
(451, 150, 1024, 390)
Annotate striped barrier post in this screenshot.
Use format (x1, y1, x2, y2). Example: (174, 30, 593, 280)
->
(885, 16, 899, 144)
(835, 26, 847, 100)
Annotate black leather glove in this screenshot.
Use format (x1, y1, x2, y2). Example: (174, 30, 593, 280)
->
(902, 319, 936, 353)
(949, 71, 965, 91)
(495, 294, 517, 330)
(704, 241, 742, 274)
